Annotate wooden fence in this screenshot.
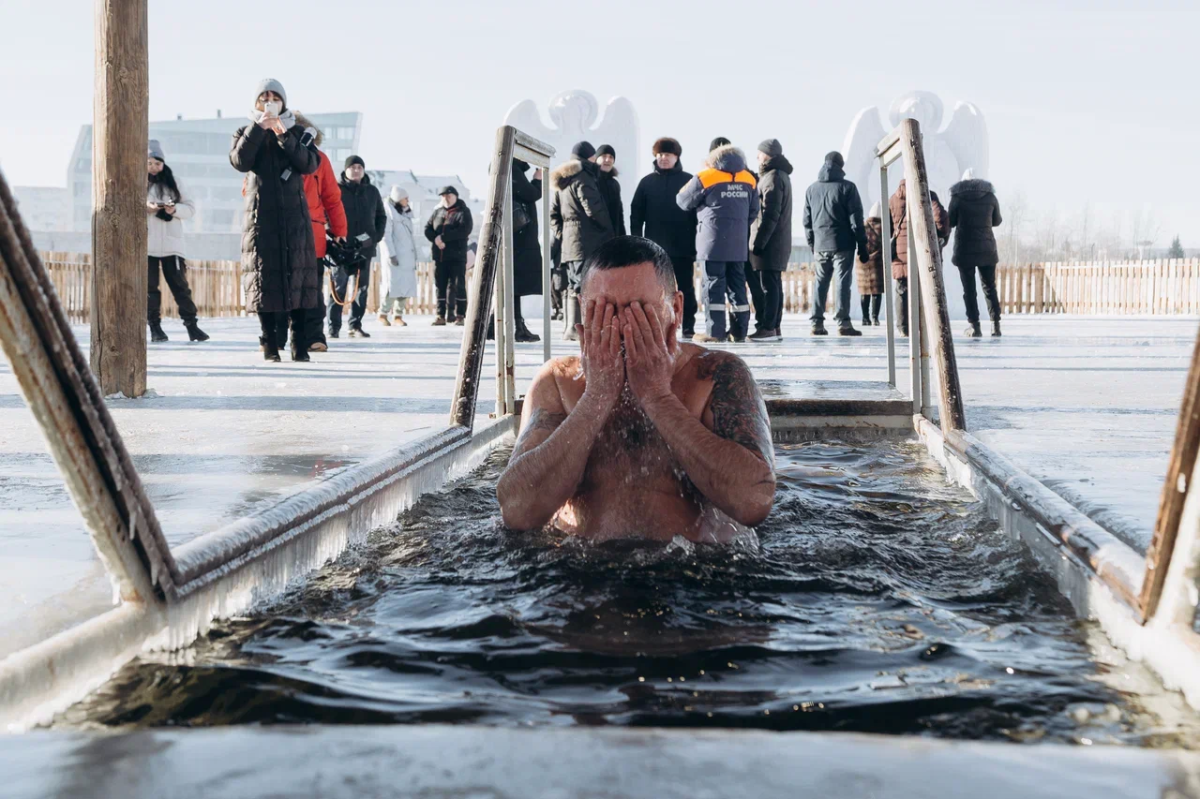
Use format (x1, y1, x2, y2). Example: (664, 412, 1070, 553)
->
(38, 253, 1200, 322)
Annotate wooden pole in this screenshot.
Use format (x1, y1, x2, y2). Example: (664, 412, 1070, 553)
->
(91, 0, 148, 397)
(1140, 331, 1200, 621)
(899, 119, 967, 431)
(450, 126, 515, 429)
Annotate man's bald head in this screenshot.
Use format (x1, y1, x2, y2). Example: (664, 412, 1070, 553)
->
(580, 236, 678, 298)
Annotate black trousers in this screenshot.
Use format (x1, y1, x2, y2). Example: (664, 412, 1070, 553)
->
(958, 265, 1001, 323)
(671, 255, 698, 335)
(550, 265, 567, 313)
(860, 294, 883, 324)
(329, 265, 368, 333)
(748, 268, 783, 332)
(305, 260, 328, 345)
(258, 309, 306, 349)
(147, 255, 198, 326)
(896, 278, 909, 335)
(435, 257, 468, 320)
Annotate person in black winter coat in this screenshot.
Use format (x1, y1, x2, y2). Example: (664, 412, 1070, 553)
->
(747, 139, 793, 342)
(948, 170, 1004, 337)
(511, 158, 543, 343)
(630, 137, 698, 338)
(328, 155, 386, 338)
(595, 144, 626, 237)
(230, 78, 321, 362)
(424, 186, 474, 324)
(550, 141, 614, 339)
(802, 151, 868, 336)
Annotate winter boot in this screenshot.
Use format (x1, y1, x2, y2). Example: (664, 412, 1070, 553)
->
(991, 320, 1002, 338)
(811, 321, 828, 336)
(185, 322, 209, 342)
(838, 323, 863, 337)
(563, 292, 580, 341)
(454, 318, 465, 326)
(693, 332, 727, 344)
(349, 325, 371, 338)
(394, 314, 407, 327)
(291, 337, 310, 362)
(432, 316, 446, 326)
(964, 322, 983, 338)
(515, 318, 541, 343)
(748, 328, 778, 343)
(378, 314, 391, 327)
(149, 322, 168, 343)
(260, 336, 281, 363)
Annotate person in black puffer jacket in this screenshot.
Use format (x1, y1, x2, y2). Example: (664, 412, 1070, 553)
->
(802, 151, 868, 336)
(424, 186, 474, 325)
(330, 155, 386, 338)
(550, 141, 614, 339)
(631, 137, 698, 337)
(230, 78, 321, 362)
(595, 144, 626, 237)
(511, 158, 543, 343)
(949, 169, 1004, 338)
(748, 138, 793, 342)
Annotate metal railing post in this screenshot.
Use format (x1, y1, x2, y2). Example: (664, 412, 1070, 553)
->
(909, 236, 922, 415)
(501, 182, 517, 415)
(542, 170, 552, 362)
(879, 165, 896, 388)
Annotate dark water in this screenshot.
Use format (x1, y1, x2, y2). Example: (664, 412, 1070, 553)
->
(55, 441, 1195, 744)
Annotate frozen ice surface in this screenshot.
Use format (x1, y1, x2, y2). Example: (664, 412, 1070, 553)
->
(0, 312, 1193, 660)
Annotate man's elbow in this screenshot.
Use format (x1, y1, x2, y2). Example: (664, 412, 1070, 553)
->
(734, 475, 776, 527)
(496, 477, 541, 531)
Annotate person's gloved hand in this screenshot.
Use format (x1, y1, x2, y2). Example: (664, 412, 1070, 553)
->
(857, 244, 869, 263)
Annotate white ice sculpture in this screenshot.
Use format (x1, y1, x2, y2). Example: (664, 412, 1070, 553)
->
(842, 90, 988, 213)
(504, 89, 640, 216)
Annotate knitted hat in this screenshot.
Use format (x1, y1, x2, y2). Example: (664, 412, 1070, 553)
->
(596, 144, 616, 159)
(390, 186, 408, 203)
(709, 136, 731, 152)
(254, 78, 287, 108)
(147, 139, 165, 161)
(571, 141, 596, 160)
(758, 138, 783, 158)
(868, 201, 881, 218)
(652, 137, 682, 157)
(344, 155, 365, 170)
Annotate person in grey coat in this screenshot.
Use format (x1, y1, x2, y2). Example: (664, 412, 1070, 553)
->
(550, 141, 614, 340)
(748, 139, 792, 342)
(948, 169, 1004, 337)
(230, 78, 321, 362)
(802, 151, 868, 336)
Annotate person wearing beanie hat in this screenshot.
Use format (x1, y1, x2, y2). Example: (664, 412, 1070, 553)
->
(802, 150, 868, 337)
(424, 183, 475, 325)
(570, 141, 597, 161)
(292, 111, 347, 352)
(857, 200, 886, 328)
(676, 142, 759, 342)
(377, 185, 419, 327)
(550, 142, 615, 340)
(594, 145, 626, 238)
(232, 78, 321, 362)
(747, 139, 793, 342)
(331, 155, 386, 338)
(631, 136, 698, 337)
(146, 139, 207, 344)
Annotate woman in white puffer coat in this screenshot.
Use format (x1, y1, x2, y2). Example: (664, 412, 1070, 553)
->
(376, 185, 419, 326)
(146, 139, 207, 342)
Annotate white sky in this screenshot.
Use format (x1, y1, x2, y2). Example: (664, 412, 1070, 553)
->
(1, 0, 1197, 246)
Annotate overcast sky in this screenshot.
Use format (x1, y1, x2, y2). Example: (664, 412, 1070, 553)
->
(2, 0, 1196, 246)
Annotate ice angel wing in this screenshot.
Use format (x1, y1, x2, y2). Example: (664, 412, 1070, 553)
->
(841, 106, 889, 211)
(943, 101, 989, 180)
(503, 99, 555, 142)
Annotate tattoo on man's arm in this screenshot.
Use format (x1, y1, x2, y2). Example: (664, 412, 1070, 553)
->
(514, 409, 568, 453)
(708, 359, 775, 468)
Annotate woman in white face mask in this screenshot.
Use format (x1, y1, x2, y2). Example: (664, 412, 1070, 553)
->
(230, 78, 322, 362)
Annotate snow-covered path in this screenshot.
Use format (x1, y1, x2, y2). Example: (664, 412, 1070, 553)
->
(0, 312, 1194, 657)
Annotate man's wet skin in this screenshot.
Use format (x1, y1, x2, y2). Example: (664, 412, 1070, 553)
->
(497, 253, 775, 543)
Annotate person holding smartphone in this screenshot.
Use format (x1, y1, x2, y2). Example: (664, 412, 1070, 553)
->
(146, 140, 207, 343)
(230, 78, 321, 362)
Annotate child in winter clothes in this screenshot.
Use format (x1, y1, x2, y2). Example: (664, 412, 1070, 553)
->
(857, 201, 886, 326)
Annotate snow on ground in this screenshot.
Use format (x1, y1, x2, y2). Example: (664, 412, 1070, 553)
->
(0, 312, 1194, 658)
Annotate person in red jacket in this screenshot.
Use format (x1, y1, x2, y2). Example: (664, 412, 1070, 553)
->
(294, 113, 347, 351)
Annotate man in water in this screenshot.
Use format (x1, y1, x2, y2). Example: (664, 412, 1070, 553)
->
(497, 236, 776, 542)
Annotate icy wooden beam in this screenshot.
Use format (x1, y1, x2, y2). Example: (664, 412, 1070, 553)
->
(91, 0, 149, 397)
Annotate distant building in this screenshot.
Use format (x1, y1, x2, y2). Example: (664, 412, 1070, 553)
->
(11, 186, 70, 232)
(67, 112, 363, 234)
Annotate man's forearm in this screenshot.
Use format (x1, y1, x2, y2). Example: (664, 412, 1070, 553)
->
(497, 392, 611, 529)
(642, 394, 774, 525)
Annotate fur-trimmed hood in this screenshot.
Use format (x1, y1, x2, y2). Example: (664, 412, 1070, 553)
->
(292, 111, 323, 146)
(705, 144, 747, 174)
(950, 178, 995, 197)
(551, 158, 599, 190)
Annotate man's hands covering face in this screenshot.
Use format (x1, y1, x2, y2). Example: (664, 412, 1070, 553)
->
(621, 301, 675, 407)
(577, 299, 625, 411)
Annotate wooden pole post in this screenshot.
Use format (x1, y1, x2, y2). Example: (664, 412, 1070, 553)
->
(91, 0, 148, 397)
(899, 119, 967, 431)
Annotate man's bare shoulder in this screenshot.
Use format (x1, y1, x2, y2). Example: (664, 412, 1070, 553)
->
(688, 345, 774, 466)
(687, 344, 752, 384)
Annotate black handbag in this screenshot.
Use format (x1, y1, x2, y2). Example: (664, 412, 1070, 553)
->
(511, 198, 531, 232)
